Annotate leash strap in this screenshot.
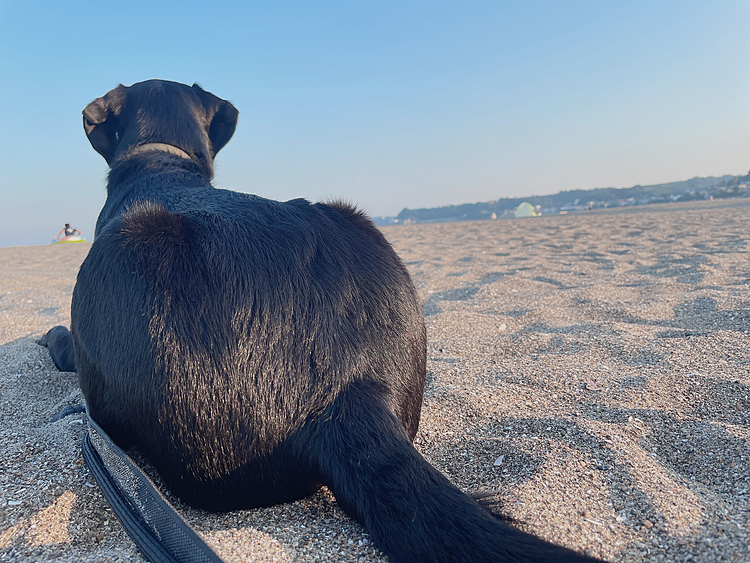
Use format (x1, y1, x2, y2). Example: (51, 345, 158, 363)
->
(82, 411, 226, 563)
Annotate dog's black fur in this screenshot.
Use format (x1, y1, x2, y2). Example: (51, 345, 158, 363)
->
(50, 80, 603, 562)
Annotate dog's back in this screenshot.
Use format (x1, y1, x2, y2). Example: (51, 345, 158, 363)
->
(74, 182, 425, 509)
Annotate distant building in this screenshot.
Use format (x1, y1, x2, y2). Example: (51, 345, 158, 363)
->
(515, 202, 538, 218)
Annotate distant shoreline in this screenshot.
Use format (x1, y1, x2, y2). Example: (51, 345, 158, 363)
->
(373, 173, 750, 225)
(4, 196, 749, 250)
(375, 196, 750, 226)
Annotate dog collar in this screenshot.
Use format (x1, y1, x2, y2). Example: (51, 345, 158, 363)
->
(128, 143, 193, 161)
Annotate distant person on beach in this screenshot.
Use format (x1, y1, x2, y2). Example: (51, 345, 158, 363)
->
(56, 223, 82, 241)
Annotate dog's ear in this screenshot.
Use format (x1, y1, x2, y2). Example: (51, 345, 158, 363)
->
(82, 84, 128, 165)
(192, 84, 239, 157)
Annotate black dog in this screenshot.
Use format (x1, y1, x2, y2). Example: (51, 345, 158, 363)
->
(50, 80, 601, 562)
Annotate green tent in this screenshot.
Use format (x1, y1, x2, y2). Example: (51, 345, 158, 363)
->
(514, 202, 538, 218)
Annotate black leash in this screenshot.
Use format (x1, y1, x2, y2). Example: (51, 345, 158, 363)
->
(82, 409, 227, 563)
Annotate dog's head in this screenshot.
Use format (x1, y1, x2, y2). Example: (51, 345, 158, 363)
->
(82, 80, 238, 177)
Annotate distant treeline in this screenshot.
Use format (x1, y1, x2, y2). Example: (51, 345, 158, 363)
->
(378, 172, 749, 225)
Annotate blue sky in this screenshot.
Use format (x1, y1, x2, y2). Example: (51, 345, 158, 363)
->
(1, 1, 748, 247)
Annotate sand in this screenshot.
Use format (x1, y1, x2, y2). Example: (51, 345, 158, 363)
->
(1, 198, 749, 562)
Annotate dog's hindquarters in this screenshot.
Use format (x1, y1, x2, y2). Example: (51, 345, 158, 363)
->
(73, 196, 428, 510)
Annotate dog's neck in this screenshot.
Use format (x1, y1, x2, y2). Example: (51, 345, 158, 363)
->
(126, 143, 193, 161)
(100, 144, 211, 237)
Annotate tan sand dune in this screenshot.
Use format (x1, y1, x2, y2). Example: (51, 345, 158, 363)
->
(2, 199, 749, 562)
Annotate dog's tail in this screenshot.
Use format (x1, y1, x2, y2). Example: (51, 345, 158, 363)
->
(295, 382, 603, 563)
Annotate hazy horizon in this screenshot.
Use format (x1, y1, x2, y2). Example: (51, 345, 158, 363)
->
(1, 1, 748, 247)
(3, 171, 746, 248)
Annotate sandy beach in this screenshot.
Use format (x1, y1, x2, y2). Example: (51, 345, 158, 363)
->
(1, 198, 749, 562)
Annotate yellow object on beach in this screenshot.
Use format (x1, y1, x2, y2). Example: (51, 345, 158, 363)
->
(52, 236, 86, 244)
